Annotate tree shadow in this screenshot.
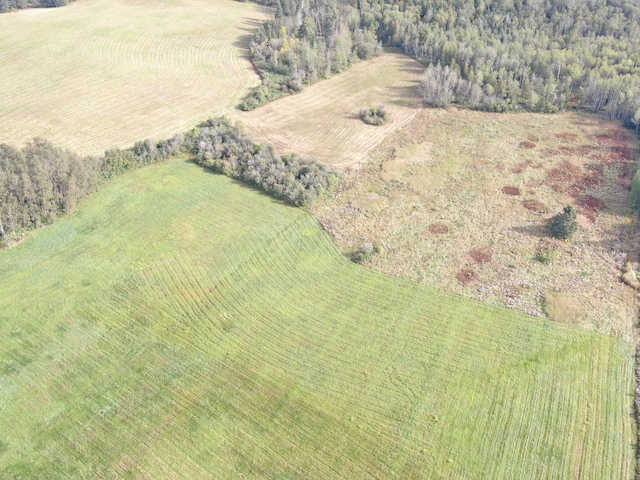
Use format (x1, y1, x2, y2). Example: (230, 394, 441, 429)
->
(383, 82, 423, 108)
(183, 158, 294, 209)
(232, 16, 268, 75)
(511, 224, 549, 238)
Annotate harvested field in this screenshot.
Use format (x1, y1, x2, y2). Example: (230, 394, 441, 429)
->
(0, 159, 633, 478)
(311, 109, 640, 341)
(235, 51, 424, 167)
(0, 0, 268, 155)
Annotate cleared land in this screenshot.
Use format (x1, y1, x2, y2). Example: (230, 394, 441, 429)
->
(0, 159, 634, 479)
(235, 51, 424, 166)
(311, 109, 640, 342)
(0, 0, 268, 155)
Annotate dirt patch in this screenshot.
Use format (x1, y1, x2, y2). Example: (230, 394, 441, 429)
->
(502, 186, 521, 196)
(429, 223, 449, 234)
(519, 141, 536, 149)
(457, 268, 478, 285)
(522, 199, 547, 213)
(469, 247, 492, 264)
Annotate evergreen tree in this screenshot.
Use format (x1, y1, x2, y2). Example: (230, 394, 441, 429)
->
(550, 206, 578, 241)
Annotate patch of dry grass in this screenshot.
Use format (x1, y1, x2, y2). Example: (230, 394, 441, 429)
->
(234, 50, 424, 166)
(311, 109, 640, 341)
(0, 0, 269, 155)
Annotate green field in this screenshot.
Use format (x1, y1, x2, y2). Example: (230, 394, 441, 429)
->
(0, 159, 633, 478)
(0, 0, 267, 155)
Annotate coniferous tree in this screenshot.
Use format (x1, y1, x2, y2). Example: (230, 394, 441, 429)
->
(550, 206, 578, 241)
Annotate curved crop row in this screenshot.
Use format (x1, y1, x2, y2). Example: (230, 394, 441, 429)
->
(0, 0, 268, 155)
(0, 160, 633, 478)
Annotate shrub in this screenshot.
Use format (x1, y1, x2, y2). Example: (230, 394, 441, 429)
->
(351, 242, 381, 263)
(534, 241, 557, 264)
(549, 205, 578, 240)
(359, 104, 389, 126)
(240, 85, 286, 111)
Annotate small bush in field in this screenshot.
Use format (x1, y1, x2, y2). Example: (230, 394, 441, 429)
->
(360, 104, 389, 126)
(351, 242, 381, 263)
(549, 205, 578, 240)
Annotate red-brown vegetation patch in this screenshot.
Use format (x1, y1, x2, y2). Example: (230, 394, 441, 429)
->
(456, 268, 479, 285)
(469, 247, 493, 264)
(544, 148, 559, 157)
(574, 163, 604, 192)
(576, 145, 597, 156)
(580, 210, 597, 223)
(429, 223, 449, 234)
(511, 160, 532, 174)
(495, 163, 505, 171)
(555, 132, 578, 142)
(522, 199, 547, 213)
(519, 141, 536, 149)
(589, 131, 634, 165)
(577, 195, 607, 222)
(584, 163, 604, 177)
(591, 131, 629, 146)
(545, 161, 582, 193)
(577, 195, 606, 211)
(558, 145, 575, 155)
(610, 148, 633, 164)
(502, 186, 521, 196)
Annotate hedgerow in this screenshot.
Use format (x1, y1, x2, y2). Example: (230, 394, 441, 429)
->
(191, 118, 339, 206)
(0, 118, 338, 244)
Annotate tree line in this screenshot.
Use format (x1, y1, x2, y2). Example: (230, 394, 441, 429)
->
(0, 0, 70, 13)
(365, 0, 640, 126)
(244, 0, 640, 129)
(192, 118, 339, 205)
(0, 119, 338, 246)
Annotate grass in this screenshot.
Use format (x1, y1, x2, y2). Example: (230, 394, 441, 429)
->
(0, 0, 268, 155)
(234, 50, 424, 167)
(0, 159, 634, 478)
(311, 109, 640, 342)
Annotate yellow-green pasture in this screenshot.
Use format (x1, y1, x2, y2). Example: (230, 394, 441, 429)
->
(236, 51, 424, 167)
(0, 0, 268, 155)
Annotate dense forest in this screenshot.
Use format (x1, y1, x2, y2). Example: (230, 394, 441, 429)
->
(0, 119, 338, 246)
(246, 0, 640, 128)
(0, 0, 70, 13)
